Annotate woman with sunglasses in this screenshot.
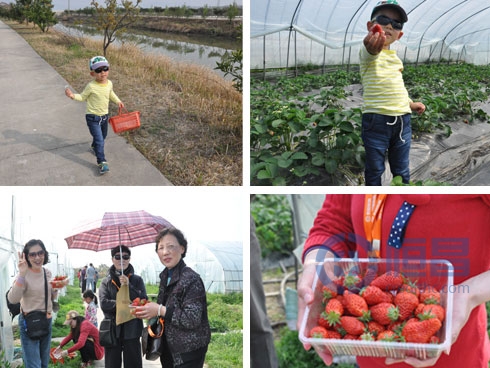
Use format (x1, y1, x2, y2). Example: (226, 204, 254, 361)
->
(7, 239, 68, 368)
(360, 0, 425, 186)
(64, 55, 125, 175)
(98, 245, 147, 368)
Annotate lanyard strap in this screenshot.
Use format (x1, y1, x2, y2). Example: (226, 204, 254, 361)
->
(363, 194, 387, 258)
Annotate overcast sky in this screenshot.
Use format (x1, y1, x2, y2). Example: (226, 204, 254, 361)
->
(0, 187, 244, 267)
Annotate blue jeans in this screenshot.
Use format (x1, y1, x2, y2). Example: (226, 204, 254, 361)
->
(19, 313, 52, 368)
(86, 114, 108, 164)
(361, 113, 412, 186)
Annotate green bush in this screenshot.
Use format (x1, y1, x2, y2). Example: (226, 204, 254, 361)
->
(251, 194, 293, 257)
(275, 328, 357, 368)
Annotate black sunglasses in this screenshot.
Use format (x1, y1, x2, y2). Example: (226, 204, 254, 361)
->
(94, 66, 109, 73)
(372, 15, 403, 31)
(114, 254, 130, 260)
(28, 250, 45, 258)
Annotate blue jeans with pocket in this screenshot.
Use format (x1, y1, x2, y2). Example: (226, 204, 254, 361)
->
(361, 113, 412, 186)
(19, 313, 52, 368)
(86, 114, 108, 164)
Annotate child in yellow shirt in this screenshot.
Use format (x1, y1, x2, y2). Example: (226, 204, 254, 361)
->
(65, 56, 124, 175)
(360, 1, 425, 185)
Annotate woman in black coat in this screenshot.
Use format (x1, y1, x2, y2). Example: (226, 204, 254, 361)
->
(98, 245, 148, 368)
(135, 228, 211, 368)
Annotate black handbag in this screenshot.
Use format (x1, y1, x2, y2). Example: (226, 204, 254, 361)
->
(99, 317, 117, 347)
(142, 317, 164, 361)
(24, 269, 50, 340)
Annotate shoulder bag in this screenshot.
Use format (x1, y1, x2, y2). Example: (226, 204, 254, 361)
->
(99, 317, 117, 347)
(142, 316, 164, 360)
(24, 269, 50, 340)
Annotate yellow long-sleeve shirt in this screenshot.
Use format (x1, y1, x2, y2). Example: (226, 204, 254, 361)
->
(73, 80, 121, 116)
(359, 47, 412, 116)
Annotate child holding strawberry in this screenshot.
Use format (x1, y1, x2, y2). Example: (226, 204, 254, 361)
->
(297, 194, 490, 367)
(360, 1, 425, 185)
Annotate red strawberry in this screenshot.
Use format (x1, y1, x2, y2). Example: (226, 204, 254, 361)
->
(430, 335, 440, 344)
(420, 287, 441, 304)
(310, 326, 328, 338)
(325, 329, 342, 339)
(340, 316, 365, 336)
(343, 290, 368, 317)
(132, 297, 141, 306)
(371, 271, 403, 291)
(343, 271, 363, 291)
(420, 305, 445, 322)
(370, 302, 399, 326)
(343, 334, 360, 340)
(360, 332, 375, 341)
(401, 317, 442, 343)
(323, 298, 344, 326)
(377, 330, 397, 342)
(322, 285, 338, 302)
(366, 321, 385, 337)
(394, 291, 419, 321)
(415, 303, 425, 316)
(371, 24, 383, 34)
(400, 281, 420, 298)
(360, 285, 392, 305)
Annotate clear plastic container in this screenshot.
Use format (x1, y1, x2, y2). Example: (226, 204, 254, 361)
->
(298, 258, 454, 360)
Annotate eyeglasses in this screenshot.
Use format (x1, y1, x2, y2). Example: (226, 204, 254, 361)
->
(158, 244, 181, 252)
(372, 15, 403, 30)
(114, 254, 130, 261)
(28, 250, 45, 258)
(94, 66, 109, 73)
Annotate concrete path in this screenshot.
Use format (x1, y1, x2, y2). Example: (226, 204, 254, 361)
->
(0, 21, 172, 185)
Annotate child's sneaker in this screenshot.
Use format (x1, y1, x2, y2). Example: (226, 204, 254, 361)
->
(99, 162, 109, 175)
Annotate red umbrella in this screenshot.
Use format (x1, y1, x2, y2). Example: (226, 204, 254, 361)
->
(64, 210, 173, 252)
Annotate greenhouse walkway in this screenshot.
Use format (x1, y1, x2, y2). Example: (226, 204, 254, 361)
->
(0, 20, 172, 186)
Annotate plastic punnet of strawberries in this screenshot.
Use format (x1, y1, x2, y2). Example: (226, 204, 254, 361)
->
(309, 269, 445, 345)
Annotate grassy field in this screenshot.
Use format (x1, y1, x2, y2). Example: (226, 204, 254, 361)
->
(4, 20, 242, 186)
(7, 283, 242, 367)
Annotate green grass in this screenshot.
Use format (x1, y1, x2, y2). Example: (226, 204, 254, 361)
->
(10, 282, 242, 367)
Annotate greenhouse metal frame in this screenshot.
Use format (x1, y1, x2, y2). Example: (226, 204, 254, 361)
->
(251, 0, 490, 74)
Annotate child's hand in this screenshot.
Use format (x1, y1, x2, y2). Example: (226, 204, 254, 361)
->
(410, 102, 426, 115)
(118, 101, 125, 109)
(364, 25, 386, 55)
(65, 87, 74, 99)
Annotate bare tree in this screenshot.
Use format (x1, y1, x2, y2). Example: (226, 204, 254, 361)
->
(91, 0, 141, 56)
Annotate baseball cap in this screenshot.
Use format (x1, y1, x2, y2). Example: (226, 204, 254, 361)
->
(64, 310, 79, 324)
(371, 0, 408, 23)
(89, 56, 110, 71)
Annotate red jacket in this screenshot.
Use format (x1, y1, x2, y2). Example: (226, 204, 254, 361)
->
(304, 194, 490, 368)
(60, 319, 104, 360)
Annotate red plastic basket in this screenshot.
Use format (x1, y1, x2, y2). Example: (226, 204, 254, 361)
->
(109, 107, 141, 133)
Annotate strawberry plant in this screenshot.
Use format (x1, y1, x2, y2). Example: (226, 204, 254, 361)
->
(252, 63, 490, 185)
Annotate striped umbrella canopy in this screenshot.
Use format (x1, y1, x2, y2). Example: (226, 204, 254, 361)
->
(64, 210, 173, 252)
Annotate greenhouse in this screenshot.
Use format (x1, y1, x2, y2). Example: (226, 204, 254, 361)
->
(250, 0, 490, 186)
(251, 0, 490, 70)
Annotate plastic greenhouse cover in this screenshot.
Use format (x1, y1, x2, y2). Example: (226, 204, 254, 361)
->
(251, 0, 490, 68)
(128, 240, 243, 293)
